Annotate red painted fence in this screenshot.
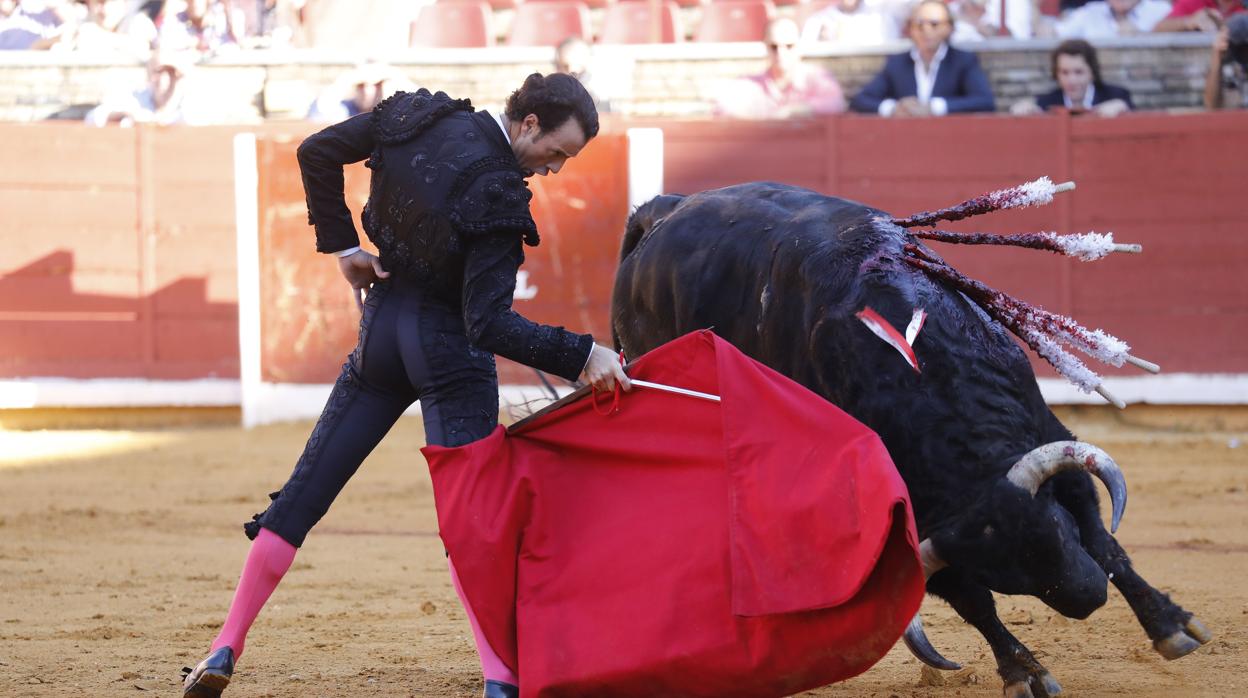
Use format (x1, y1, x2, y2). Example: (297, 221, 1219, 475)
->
(1, 112, 1244, 391)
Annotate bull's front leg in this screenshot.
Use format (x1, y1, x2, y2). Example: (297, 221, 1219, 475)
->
(1054, 474, 1213, 659)
(928, 570, 1063, 698)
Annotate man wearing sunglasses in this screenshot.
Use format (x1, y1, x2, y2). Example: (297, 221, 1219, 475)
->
(850, 0, 995, 116)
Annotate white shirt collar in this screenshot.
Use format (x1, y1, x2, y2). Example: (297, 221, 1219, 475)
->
(909, 42, 950, 71)
(909, 43, 949, 105)
(490, 110, 512, 145)
(1063, 84, 1096, 110)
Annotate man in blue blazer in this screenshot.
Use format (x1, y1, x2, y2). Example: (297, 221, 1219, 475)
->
(850, 0, 995, 116)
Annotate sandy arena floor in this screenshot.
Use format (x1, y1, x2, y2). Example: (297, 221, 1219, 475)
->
(0, 405, 1244, 697)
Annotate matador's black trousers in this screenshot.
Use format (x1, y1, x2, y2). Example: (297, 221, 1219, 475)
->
(246, 277, 499, 548)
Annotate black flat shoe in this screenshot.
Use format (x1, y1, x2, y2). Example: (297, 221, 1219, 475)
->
(181, 646, 235, 697)
(483, 679, 519, 698)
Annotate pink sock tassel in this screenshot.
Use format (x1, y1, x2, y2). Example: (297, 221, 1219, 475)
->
(210, 527, 297, 659)
(449, 558, 519, 686)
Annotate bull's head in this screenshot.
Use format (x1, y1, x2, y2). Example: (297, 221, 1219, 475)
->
(904, 442, 1127, 668)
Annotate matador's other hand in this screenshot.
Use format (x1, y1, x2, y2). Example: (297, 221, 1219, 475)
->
(581, 343, 632, 393)
(337, 249, 391, 310)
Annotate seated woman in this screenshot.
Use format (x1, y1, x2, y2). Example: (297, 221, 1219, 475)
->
(1012, 39, 1134, 117)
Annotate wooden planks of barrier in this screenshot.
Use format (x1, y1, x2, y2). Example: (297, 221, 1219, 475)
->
(1, 113, 1244, 394)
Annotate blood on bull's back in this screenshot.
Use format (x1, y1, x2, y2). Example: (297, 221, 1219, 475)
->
(611, 181, 1053, 495)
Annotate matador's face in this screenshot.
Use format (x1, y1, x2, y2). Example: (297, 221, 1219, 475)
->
(510, 113, 589, 178)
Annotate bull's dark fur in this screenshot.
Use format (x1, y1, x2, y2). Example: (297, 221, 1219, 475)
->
(612, 183, 1206, 696)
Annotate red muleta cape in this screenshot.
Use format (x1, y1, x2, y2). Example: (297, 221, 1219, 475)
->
(422, 331, 924, 697)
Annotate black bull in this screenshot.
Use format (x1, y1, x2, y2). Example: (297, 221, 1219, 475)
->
(610, 183, 1211, 697)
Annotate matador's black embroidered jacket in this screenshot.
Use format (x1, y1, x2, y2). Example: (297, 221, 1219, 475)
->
(296, 89, 594, 382)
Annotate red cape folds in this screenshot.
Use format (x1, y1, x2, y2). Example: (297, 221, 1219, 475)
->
(422, 331, 924, 697)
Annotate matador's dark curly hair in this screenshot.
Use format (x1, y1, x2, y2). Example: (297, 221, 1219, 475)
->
(504, 72, 600, 140)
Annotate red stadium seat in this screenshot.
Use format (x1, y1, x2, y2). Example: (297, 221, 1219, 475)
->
(440, 0, 515, 11)
(508, 1, 592, 46)
(668, 0, 705, 8)
(553, 0, 613, 11)
(410, 0, 494, 47)
(600, 0, 683, 43)
(694, 0, 775, 42)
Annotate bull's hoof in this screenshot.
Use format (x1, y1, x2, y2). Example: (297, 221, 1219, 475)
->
(1002, 671, 1062, 698)
(1185, 618, 1214, 643)
(1037, 672, 1063, 696)
(1154, 618, 1213, 660)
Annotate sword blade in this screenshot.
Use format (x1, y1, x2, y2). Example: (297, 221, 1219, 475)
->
(631, 379, 721, 403)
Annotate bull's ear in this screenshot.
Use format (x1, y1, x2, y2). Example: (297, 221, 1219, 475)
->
(630, 194, 683, 226)
(622, 194, 686, 258)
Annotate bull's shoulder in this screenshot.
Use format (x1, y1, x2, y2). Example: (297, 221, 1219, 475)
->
(686, 183, 885, 224)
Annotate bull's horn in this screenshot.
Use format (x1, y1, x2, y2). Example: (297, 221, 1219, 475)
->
(903, 539, 962, 670)
(919, 537, 946, 579)
(903, 615, 962, 670)
(1005, 441, 1128, 533)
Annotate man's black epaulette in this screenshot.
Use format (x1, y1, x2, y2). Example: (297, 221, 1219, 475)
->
(448, 159, 541, 247)
(366, 89, 474, 168)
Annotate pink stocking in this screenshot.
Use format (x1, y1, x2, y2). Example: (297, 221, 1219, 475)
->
(210, 527, 297, 659)
(449, 558, 519, 685)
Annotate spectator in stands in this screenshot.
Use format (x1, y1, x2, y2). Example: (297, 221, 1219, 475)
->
(1205, 14, 1248, 107)
(0, 0, 75, 49)
(1011, 39, 1134, 116)
(158, 0, 244, 54)
(1154, 0, 1245, 33)
(801, 0, 900, 46)
(950, 0, 1033, 40)
(244, 0, 306, 48)
(67, 0, 154, 54)
(121, 0, 163, 47)
(84, 47, 194, 125)
(306, 60, 413, 122)
(714, 17, 846, 118)
(1056, 0, 1171, 38)
(850, 0, 995, 116)
(555, 36, 611, 113)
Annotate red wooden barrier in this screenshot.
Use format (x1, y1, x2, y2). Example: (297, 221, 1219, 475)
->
(0, 124, 242, 380)
(1, 113, 1245, 394)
